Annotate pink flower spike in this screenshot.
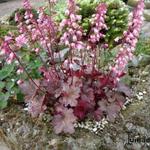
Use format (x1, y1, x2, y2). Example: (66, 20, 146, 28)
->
(89, 3, 107, 44)
(4, 36, 12, 42)
(110, 0, 145, 81)
(23, 0, 31, 9)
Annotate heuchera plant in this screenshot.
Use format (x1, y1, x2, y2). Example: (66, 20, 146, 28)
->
(0, 0, 144, 134)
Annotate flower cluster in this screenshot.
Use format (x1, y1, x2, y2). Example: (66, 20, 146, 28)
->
(0, 36, 15, 64)
(110, 0, 145, 81)
(0, 0, 144, 134)
(60, 0, 84, 50)
(49, 0, 57, 4)
(23, 0, 31, 9)
(89, 3, 107, 44)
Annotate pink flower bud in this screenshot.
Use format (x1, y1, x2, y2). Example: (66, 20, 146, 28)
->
(72, 35, 77, 42)
(9, 52, 15, 60)
(65, 10, 70, 16)
(17, 68, 24, 75)
(34, 48, 40, 53)
(70, 14, 76, 22)
(17, 79, 24, 85)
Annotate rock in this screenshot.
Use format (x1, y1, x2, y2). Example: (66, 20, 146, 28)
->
(138, 54, 150, 67)
(0, 144, 10, 150)
(144, 9, 150, 22)
(104, 134, 113, 144)
(132, 143, 142, 150)
(125, 123, 135, 131)
(128, 0, 150, 9)
(0, 129, 19, 150)
(141, 21, 150, 38)
(127, 0, 138, 6)
(136, 126, 148, 135)
(116, 140, 125, 150)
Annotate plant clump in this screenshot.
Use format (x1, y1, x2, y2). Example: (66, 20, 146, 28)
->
(0, 0, 145, 134)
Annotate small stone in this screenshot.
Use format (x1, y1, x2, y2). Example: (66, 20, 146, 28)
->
(1, 117, 4, 121)
(93, 128, 97, 132)
(104, 134, 113, 144)
(84, 126, 88, 129)
(136, 126, 148, 135)
(122, 105, 127, 110)
(126, 123, 134, 131)
(143, 91, 147, 94)
(7, 128, 10, 132)
(136, 94, 143, 100)
(24, 108, 28, 111)
(49, 139, 58, 146)
(138, 92, 143, 96)
(16, 122, 20, 126)
(116, 140, 125, 150)
(142, 71, 149, 76)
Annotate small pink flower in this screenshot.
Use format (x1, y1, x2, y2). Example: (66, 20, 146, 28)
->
(17, 68, 24, 75)
(6, 52, 15, 64)
(4, 36, 12, 42)
(17, 79, 24, 85)
(15, 13, 20, 22)
(34, 48, 40, 54)
(15, 34, 28, 47)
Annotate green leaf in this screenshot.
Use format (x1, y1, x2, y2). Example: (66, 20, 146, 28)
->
(0, 100, 8, 109)
(16, 92, 24, 102)
(0, 64, 15, 80)
(0, 93, 10, 109)
(0, 81, 5, 89)
(6, 81, 15, 91)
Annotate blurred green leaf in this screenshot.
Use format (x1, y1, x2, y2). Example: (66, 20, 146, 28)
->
(0, 81, 5, 89)
(0, 64, 15, 80)
(6, 81, 15, 91)
(0, 93, 10, 109)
